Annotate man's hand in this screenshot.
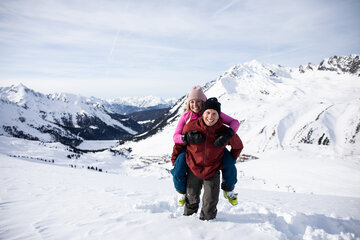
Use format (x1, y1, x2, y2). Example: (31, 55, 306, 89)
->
(214, 128, 235, 147)
(182, 131, 205, 144)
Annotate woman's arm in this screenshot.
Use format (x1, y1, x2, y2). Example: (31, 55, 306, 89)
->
(173, 114, 187, 144)
(220, 112, 240, 133)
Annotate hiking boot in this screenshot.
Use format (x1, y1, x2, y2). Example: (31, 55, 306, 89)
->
(177, 193, 186, 207)
(223, 190, 238, 206)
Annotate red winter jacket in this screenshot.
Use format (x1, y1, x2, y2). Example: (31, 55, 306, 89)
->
(171, 118, 243, 180)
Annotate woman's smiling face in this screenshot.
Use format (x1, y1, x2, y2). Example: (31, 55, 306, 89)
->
(189, 99, 203, 113)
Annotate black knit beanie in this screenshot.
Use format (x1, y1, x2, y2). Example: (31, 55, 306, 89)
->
(203, 97, 221, 115)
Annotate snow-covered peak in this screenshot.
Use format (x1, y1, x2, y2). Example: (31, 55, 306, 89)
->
(49, 92, 83, 103)
(224, 60, 291, 78)
(0, 84, 95, 113)
(106, 95, 176, 108)
(0, 83, 43, 107)
(231, 59, 265, 72)
(299, 63, 317, 73)
(47, 92, 101, 110)
(224, 59, 266, 77)
(206, 59, 293, 99)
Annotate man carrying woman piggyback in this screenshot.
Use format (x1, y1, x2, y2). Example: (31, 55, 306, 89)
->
(171, 86, 243, 220)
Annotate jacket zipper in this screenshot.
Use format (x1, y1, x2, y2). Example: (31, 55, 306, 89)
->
(203, 127, 208, 179)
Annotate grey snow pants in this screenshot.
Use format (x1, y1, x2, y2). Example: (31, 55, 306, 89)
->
(184, 170, 220, 220)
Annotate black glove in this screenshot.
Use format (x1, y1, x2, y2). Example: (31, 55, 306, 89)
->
(182, 131, 204, 144)
(214, 128, 235, 148)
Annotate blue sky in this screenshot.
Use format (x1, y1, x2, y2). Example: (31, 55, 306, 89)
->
(0, 0, 359, 99)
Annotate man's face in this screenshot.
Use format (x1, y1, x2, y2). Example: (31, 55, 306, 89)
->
(202, 109, 219, 127)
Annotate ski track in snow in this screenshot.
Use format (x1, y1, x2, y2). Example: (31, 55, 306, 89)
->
(1, 143, 360, 240)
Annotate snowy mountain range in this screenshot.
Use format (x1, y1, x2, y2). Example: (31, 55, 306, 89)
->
(1, 54, 360, 239)
(0, 54, 359, 155)
(126, 54, 360, 157)
(0, 85, 175, 145)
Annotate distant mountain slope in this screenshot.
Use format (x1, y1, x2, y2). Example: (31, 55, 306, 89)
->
(125, 54, 360, 157)
(0, 84, 171, 145)
(85, 95, 176, 115)
(105, 96, 176, 115)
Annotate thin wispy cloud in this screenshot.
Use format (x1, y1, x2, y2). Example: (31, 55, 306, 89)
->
(0, 0, 359, 98)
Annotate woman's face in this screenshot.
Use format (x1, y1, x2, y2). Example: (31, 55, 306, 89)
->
(202, 109, 219, 127)
(189, 99, 203, 113)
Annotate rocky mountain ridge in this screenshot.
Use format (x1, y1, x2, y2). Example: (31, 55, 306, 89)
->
(299, 54, 360, 75)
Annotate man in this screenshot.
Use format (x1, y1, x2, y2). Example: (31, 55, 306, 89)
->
(171, 97, 243, 220)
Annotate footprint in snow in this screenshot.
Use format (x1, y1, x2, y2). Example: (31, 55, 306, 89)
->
(135, 201, 174, 214)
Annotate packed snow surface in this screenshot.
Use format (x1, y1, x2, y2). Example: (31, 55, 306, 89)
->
(0, 136, 359, 240)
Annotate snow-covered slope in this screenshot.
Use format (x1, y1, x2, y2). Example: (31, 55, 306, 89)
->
(0, 84, 176, 145)
(0, 84, 139, 145)
(0, 136, 359, 240)
(125, 55, 360, 157)
(206, 58, 360, 156)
